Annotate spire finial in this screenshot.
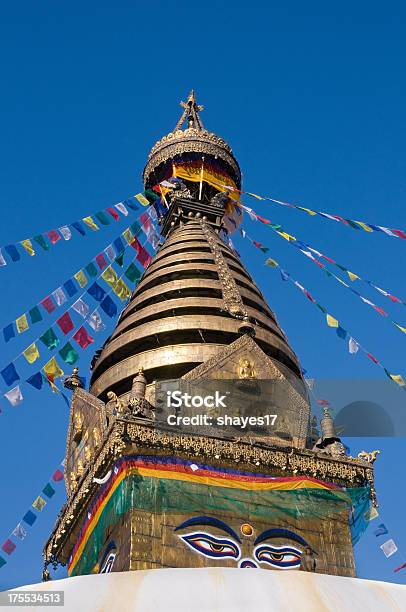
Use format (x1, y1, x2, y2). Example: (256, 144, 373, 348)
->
(175, 90, 204, 131)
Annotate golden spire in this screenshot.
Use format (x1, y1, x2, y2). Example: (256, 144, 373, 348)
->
(175, 90, 204, 131)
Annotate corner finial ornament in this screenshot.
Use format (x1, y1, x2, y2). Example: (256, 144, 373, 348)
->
(175, 90, 204, 131)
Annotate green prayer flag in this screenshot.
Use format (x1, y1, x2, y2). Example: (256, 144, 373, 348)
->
(125, 262, 142, 283)
(316, 303, 328, 314)
(42, 483, 56, 498)
(0, 556, 6, 569)
(130, 221, 142, 236)
(40, 327, 60, 350)
(33, 235, 49, 251)
(29, 306, 42, 324)
(115, 251, 125, 267)
(95, 211, 111, 226)
(59, 342, 79, 365)
(85, 262, 98, 278)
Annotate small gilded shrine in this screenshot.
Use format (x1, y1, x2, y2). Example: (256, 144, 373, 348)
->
(44, 92, 377, 578)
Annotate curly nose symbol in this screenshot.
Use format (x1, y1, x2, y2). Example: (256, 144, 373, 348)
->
(239, 559, 258, 568)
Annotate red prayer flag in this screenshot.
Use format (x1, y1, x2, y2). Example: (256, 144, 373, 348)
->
(373, 305, 387, 317)
(367, 353, 379, 364)
(389, 295, 401, 303)
(130, 238, 151, 268)
(253, 241, 263, 249)
(73, 326, 94, 349)
(47, 230, 61, 245)
(392, 229, 406, 240)
(321, 255, 336, 264)
(95, 253, 107, 270)
(256, 215, 271, 225)
(56, 312, 74, 335)
(2, 539, 16, 555)
(106, 207, 120, 221)
(333, 216, 349, 225)
(394, 561, 406, 573)
(52, 469, 64, 482)
(41, 296, 56, 314)
(317, 399, 330, 406)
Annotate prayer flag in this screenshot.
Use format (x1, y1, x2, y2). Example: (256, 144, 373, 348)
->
(20, 239, 35, 256)
(115, 251, 125, 267)
(4, 385, 23, 406)
(130, 221, 141, 235)
(12, 523, 27, 541)
(104, 244, 116, 261)
(336, 326, 347, 340)
(56, 312, 74, 335)
(59, 225, 72, 240)
(47, 230, 61, 244)
(101, 265, 119, 288)
(389, 374, 405, 387)
(348, 337, 359, 354)
(86, 262, 98, 278)
(380, 539, 397, 558)
(367, 353, 379, 364)
(3, 323, 15, 343)
(130, 237, 150, 267)
(392, 229, 406, 240)
(71, 221, 86, 236)
(87, 282, 106, 302)
(87, 309, 106, 332)
(326, 314, 339, 328)
(95, 211, 110, 226)
(1, 540, 16, 555)
(1, 363, 20, 386)
(83, 216, 99, 231)
(113, 278, 131, 301)
(0, 249, 6, 266)
(354, 221, 373, 232)
(135, 193, 150, 206)
(34, 235, 50, 251)
(52, 469, 64, 482)
(63, 279, 78, 298)
(0, 557, 6, 568)
(43, 357, 64, 383)
(347, 271, 359, 282)
(32, 496, 46, 512)
(113, 237, 125, 254)
(394, 561, 406, 573)
(59, 342, 79, 365)
(26, 372, 43, 390)
(115, 202, 128, 216)
(42, 483, 56, 498)
(40, 328, 59, 350)
(394, 323, 406, 334)
(106, 207, 120, 221)
(317, 399, 329, 406)
(364, 506, 379, 522)
(29, 306, 42, 324)
(100, 295, 117, 318)
(73, 326, 94, 349)
(74, 269, 88, 288)
(374, 524, 388, 537)
(16, 314, 29, 334)
(5, 244, 20, 262)
(23, 343, 40, 364)
(125, 262, 142, 283)
(41, 296, 56, 314)
(72, 298, 90, 318)
(96, 253, 107, 270)
(22, 510, 37, 526)
(52, 287, 67, 307)
(122, 228, 134, 244)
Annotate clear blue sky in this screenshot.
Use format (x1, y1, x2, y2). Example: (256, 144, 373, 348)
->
(0, 0, 405, 590)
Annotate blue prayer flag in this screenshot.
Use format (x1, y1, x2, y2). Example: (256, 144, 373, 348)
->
(336, 326, 347, 339)
(1, 363, 20, 386)
(113, 237, 125, 254)
(100, 294, 117, 317)
(124, 198, 139, 211)
(87, 282, 106, 303)
(4, 244, 20, 262)
(374, 524, 388, 537)
(22, 510, 37, 526)
(3, 324, 15, 343)
(71, 222, 86, 236)
(26, 372, 44, 390)
(63, 279, 78, 298)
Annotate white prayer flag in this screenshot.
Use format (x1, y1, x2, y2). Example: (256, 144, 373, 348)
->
(380, 539, 398, 558)
(72, 298, 90, 319)
(87, 309, 105, 332)
(52, 287, 67, 307)
(115, 202, 128, 216)
(378, 227, 397, 237)
(104, 245, 116, 262)
(5, 385, 23, 406)
(0, 248, 6, 266)
(348, 337, 359, 354)
(12, 523, 27, 540)
(305, 379, 315, 390)
(59, 226, 72, 241)
(147, 207, 158, 222)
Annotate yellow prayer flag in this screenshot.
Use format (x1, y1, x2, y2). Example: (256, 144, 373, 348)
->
(135, 193, 150, 206)
(302, 208, 317, 216)
(74, 269, 88, 288)
(122, 228, 134, 245)
(113, 278, 131, 301)
(354, 221, 373, 232)
(395, 323, 406, 334)
(347, 271, 359, 282)
(336, 277, 350, 288)
(247, 192, 266, 201)
(390, 374, 405, 386)
(266, 258, 279, 268)
(23, 342, 40, 364)
(32, 496, 46, 512)
(20, 239, 35, 256)
(326, 314, 339, 328)
(83, 216, 99, 231)
(277, 231, 296, 242)
(43, 357, 64, 382)
(101, 265, 119, 288)
(16, 314, 29, 334)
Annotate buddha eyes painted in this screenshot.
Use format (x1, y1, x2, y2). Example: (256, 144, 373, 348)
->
(255, 544, 302, 569)
(180, 532, 240, 560)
